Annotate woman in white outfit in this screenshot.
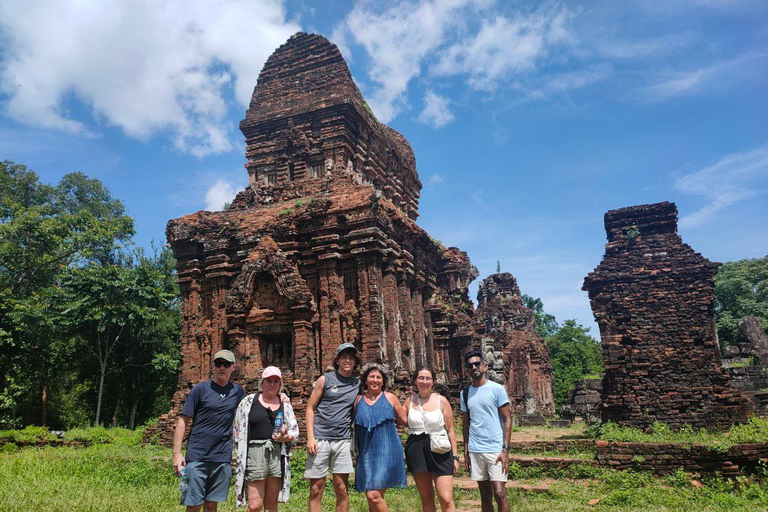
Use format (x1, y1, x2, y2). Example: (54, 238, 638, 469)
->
(403, 367, 459, 512)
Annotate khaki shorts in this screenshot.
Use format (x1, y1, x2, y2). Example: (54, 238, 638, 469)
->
(304, 439, 354, 479)
(245, 440, 281, 481)
(469, 452, 508, 482)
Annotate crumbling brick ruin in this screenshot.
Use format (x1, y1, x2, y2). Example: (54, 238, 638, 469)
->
(583, 202, 753, 429)
(474, 273, 555, 419)
(146, 33, 488, 444)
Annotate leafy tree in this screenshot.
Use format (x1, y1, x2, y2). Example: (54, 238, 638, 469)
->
(54, 253, 176, 426)
(0, 160, 133, 426)
(715, 255, 768, 347)
(546, 320, 603, 407)
(521, 294, 603, 408)
(521, 294, 559, 338)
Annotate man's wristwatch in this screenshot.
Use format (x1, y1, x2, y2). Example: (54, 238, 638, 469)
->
(453, 455, 460, 461)
(502, 444, 512, 452)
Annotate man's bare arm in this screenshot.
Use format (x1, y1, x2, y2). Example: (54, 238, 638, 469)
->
(172, 415, 190, 476)
(305, 375, 325, 456)
(461, 410, 471, 473)
(496, 403, 512, 473)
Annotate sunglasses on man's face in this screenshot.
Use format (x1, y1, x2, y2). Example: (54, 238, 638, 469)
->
(214, 360, 233, 368)
(466, 361, 483, 368)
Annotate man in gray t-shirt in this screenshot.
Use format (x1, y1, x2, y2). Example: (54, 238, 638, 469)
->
(305, 343, 360, 512)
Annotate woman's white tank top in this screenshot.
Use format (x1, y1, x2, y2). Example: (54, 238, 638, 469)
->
(408, 394, 446, 435)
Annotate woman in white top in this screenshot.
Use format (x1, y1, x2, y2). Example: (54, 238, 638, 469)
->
(403, 367, 459, 512)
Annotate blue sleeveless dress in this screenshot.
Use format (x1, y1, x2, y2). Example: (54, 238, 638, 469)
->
(354, 394, 407, 492)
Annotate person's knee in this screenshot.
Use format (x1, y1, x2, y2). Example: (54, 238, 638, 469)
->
(333, 478, 349, 497)
(436, 487, 452, 505)
(492, 485, 507, 501)
(366, 490, 383, 503)
(417, 485, 435, 501)
(247, 501, 263, 512)
(309, 479, 325, 498)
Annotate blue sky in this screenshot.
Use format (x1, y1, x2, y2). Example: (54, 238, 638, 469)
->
(1, 0, 766, 332)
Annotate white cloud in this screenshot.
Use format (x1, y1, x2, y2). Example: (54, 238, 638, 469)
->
(646, 52, 768, 100)
(428, 173, 445, 187)
(418, 91, 454, 128)
(531, 63, 611, 98)
(675, 144, 768, 228)
(204, 179, 239, 211)
(432, 6, 574, 91)
(0, 0, 300, 156)
(335, 1, 577, 121)
(597, 33, 695, 59)
(335, 0, 470, 122)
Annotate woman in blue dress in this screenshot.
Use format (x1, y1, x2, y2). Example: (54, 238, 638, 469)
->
(354, 363, 408, 512)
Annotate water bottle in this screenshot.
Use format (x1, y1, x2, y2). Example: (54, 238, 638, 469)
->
(179, 466, 188, 494)
(272, 411, 284, 437)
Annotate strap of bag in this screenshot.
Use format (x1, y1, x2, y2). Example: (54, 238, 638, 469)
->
(416, 394, 432, 436)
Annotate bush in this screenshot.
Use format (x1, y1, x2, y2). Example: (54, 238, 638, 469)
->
(587, 417, 768, 452)
(0, 442, 19, 454)
(0, 425, 54, 444)
(64, 426, 144, 446)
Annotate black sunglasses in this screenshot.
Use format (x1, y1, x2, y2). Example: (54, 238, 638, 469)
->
(214, 360, 233, 368)
(466, 361, 483, 368)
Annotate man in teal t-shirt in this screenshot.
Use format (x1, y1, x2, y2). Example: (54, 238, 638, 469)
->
(460, 350, 512, 512)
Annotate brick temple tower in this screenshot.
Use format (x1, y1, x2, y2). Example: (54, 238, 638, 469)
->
(583, 202, 753, 429)
(146, 33, 480, 443)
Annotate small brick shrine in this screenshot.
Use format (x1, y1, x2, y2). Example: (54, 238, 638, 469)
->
(583, 202, 753, 429)
(475, 273, 555, 417)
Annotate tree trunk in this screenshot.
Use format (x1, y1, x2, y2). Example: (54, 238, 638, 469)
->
(95, 362, 106, 425)
(128, 375, 139, 430)
(111, 382, 123, 427)
(41, 383, 47, 427)
(739, 315, 768, 365)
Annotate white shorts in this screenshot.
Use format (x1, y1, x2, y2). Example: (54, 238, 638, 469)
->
(469, 452, 508, 482)
(304, 439, 354, 479)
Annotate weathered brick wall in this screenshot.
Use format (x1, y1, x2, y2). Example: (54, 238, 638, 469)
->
(583, 202, 753, 429)
(596, 441, 768, 477)
(474, 273, 555, 417)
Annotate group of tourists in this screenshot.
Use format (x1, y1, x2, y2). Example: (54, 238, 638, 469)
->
(173, 343, 512, 512)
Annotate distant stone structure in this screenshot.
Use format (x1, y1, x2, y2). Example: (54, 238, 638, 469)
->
(560, 378, 602, 424)
(721, 317, 768, 417)
(474, 273, 555, 419)
(145, 33, 500, 445)
(583, 202, 753, 429)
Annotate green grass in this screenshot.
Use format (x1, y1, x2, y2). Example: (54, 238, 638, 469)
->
(1, 443, 767, 511)
(587, 417, 768, 452)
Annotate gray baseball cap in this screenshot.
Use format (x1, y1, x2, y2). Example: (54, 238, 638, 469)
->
(336, 343, 358, 355)
(213, 349, 235, 363)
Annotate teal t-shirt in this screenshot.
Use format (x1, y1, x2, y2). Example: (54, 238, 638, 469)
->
(460, 380, 509, 453)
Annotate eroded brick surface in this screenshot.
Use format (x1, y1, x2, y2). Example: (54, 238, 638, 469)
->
(583, 202, 753, 429)
(475, 273, 555, 417)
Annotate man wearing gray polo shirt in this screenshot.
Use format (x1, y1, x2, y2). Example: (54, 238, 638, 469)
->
(305, 342, 361, 512)
(460, 349, 512, 512)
